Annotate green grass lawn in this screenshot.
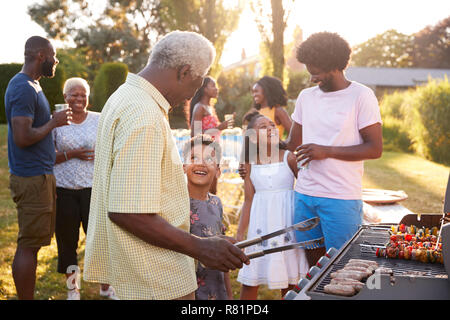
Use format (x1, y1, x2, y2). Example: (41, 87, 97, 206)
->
(0, 123, 448, 300)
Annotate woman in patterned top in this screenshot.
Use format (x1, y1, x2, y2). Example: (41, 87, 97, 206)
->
(52, 78, 117, 300)
(188, 76, 234, 139)
(188, 76, 234, 194)
(183, 134, 233, 300)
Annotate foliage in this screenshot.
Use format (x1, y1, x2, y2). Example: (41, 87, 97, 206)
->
(351, 17, 450, 69)
(169, 103, 189, 129)
(379, 90, 407, 120)
(28, 0, 163, 73)
(286, 70, 312, 100)
(407, 77, 450, 164)
(56, 47, 93, 81)
(250, 0, 295, 81)
(215, 67, 258, 127)
(0, 64, 23, 124)
(351, 29, 414, 68)
(381, 116, 412, 153)
(379, 78, 450, 164)
(92, 62, 128, 112)
(40, 65, 67, 111)
(412, 16, 450, 69)
(258, 42, 273, 79)
(379, 90, 412, 152)
(27, 0, 92, 41)
(158, 0, 243, 78)
(28, 1, 243, 76)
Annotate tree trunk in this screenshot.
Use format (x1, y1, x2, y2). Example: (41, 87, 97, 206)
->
(270, 0, 285, 81)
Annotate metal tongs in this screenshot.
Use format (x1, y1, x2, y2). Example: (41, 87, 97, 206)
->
(246, 237, 325, 259)
(236, 217, 320, 249)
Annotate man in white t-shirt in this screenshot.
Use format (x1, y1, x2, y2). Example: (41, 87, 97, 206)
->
(285, 32, 383, 266)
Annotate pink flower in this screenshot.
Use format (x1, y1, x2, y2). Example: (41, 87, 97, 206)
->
(190, 210, 199, 225)
(197, 276, 206, 287)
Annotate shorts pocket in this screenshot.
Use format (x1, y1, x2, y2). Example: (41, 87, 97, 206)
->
(18, 205, 54, 239)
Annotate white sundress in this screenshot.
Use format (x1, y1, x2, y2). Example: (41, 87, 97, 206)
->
(237, 151, 309, 289)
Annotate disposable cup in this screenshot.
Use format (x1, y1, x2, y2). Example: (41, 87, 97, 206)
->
(224, 114, 234, 129)
(54, 104, 71, 124)
(55, 104, 69, 112)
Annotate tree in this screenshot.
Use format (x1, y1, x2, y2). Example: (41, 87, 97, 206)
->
(28, 0, 243, 76)
(28, 0, 164, 73)
(412, 16, 450, 69)
(56, 47, 93, 81)
(215, 67, 256, 127)
(351, 29, 414, 68)
(250, 0, 295, 81)
(157, 0, 243, 77)
(27, 0, 92, 41)
(286, 70, 311, 100)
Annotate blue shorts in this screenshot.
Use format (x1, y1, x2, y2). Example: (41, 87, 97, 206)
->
(294, 192, 363, 251)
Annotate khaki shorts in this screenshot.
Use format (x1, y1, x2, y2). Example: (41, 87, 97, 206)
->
(9, 174, 56, 248)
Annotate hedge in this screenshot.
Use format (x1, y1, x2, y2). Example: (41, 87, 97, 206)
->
(407, 78, 450, 164)
(0, 63, 66, 123)
(286, 70, 312, 100)
(40, 65, 66, 111)
(0, 64, 22, 123)
(379, 77, 450, 164)
(92, 62, 128, 112)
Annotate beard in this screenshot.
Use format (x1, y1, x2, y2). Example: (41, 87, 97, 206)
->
(41, 58, 56, 78)
(318, 75, 334, 92)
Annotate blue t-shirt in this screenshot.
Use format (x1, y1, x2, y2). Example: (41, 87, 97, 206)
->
(5, 73, 55, 177)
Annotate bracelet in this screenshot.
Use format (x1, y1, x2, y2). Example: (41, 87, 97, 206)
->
(64, 151, 69, 161)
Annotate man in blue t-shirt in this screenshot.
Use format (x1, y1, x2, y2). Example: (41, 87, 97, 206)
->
(5, 36, 71, 300)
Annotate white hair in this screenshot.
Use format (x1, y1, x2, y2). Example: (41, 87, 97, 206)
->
(148, 31, 216, 78)
(63, 77, 90, 96)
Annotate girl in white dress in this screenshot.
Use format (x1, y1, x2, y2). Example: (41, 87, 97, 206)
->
(236, 112, 308, 299)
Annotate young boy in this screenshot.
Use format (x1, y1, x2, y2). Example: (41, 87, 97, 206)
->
(183, 134, 233, 300)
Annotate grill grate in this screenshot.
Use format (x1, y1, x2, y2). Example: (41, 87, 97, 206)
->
(310, 227, 447, 294)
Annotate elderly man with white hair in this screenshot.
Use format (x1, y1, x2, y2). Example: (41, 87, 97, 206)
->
(83, 31, 249, 300)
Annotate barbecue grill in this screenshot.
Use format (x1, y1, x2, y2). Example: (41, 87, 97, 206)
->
(288, 214, 450, 300)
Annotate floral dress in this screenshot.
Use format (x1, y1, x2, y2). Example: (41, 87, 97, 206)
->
(190, 194, 228, 300)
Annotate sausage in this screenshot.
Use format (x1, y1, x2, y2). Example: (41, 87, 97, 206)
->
(342, 266, 372, 277)
(343, 265, 369, 272)
(348, 259, 378, 267)
(330, 278, 365, 291)
(330, 270, 366, 281)
(367, 265, 378, 273)
(345, 262, 371, 268)
(324, 284, 356, 296)
(345, 263, 378, 273)
(374, 267, 393, 275)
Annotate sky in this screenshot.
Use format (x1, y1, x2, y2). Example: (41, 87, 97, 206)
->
(1, 0, 449, 67)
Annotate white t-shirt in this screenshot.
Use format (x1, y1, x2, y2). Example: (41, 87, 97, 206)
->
(53, 111, 100, 189)
(291, 81, 382, 200)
